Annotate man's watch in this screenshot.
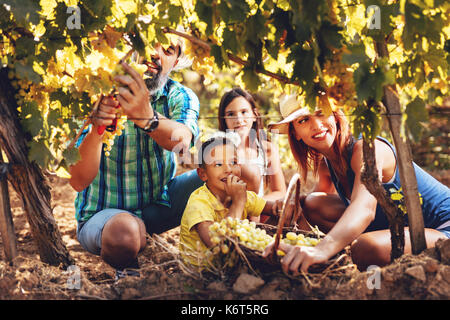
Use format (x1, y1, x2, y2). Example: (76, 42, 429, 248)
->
(141, 111, 159, 133)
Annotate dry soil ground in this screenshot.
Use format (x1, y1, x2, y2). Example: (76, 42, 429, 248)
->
(0, 172, 449, 301)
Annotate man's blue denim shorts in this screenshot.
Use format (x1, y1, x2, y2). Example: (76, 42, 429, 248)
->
(76, 169, 203, 255)
(76, 208, 133, 255)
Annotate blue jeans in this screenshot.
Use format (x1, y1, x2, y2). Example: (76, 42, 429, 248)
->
(77, 169, 203, 255)
(142, 170, 203, 234)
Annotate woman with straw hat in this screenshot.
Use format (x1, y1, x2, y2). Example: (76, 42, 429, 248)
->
(263, 94, 450, 274)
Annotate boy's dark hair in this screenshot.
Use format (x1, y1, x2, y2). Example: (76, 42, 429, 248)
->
(197, 135, 237, 168)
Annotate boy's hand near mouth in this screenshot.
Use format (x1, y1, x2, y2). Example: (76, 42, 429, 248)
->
(224, 174, 247, 219)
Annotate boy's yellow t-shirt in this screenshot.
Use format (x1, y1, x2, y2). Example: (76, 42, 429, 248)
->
(179, 184, 266, 266)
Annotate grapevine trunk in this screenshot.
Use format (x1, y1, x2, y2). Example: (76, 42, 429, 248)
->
(0, 68, 74, 267)
(361, 138, 405, 261)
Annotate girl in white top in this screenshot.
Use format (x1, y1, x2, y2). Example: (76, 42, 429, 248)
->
(218, 88, 286, 222)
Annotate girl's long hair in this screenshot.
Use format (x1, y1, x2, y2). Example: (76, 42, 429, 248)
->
(288, 109, 353, 182)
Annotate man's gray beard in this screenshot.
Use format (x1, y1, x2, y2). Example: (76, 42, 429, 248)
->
(145, 72, 169, 96)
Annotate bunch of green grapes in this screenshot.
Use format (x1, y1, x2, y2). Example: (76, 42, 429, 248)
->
(111, 61, 148, 80)
(208, 217, 321, 259)
(205, 217, 267, 269)
(101, 117, 126, 157)
(8, 67, 32, 105)
(209, 217, 274, 254)
(8, 65, 50, 107)
(323, 50, 357, 111)
(282, 232, 320, 246)
(184, 39, 215, 84)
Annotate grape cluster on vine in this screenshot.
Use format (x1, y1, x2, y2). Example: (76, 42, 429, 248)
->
(183, 32, 216, 84)
(323, 49, 358, 111)
(8, 68, 31, 104)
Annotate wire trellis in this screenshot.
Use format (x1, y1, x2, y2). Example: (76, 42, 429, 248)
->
(53, 110, 450, 123)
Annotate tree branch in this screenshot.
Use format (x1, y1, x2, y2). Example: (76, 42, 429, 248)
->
(163, 27, 300, 86)
(163, 27, 211, 51)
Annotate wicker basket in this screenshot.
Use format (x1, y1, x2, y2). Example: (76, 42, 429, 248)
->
(233, 173, 352, 274)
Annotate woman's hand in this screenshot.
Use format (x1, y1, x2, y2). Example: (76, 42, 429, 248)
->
(262, 241, 330, 275)
(269, 197, 298, 227)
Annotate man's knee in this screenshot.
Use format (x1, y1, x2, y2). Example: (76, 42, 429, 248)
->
(102, 213, 143, 257)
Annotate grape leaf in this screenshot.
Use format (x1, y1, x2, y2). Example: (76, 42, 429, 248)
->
(217, 0, 249, 24)
(265, 40, 279, 61)
(20, 101, 43, 137)
(405, 97, 428, 142)
(168, 5, 183, 24)
(14, 37, 36, 60)
(50, 89, 71, 107)
(210, 45, 226, 69)
(299, 0, 327, 30)
(272, 8, 297, 46)
(289, 45, 315, 84)
(62, 147, 81, 167)
(241, 67, 261, 92)
(47, 109, 61, 128)
(423, 47, 448, 78)
(129, 25, 147, 56)
(342, 43, 370, 66)
(27, 139, 53, 168)
(6, 0, 41, 25)
(14, 60, 42, 84)
(222, 28, 239, 55)
(352, 103, 382, 142)
(195, 1, 214, 36)
(245, 13, 267, 41)
(354, 60, 394, 103)
(41, 23, 68, 57)
(318, 22, 343, 50)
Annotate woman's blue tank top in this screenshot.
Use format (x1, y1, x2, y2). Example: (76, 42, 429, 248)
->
(324, 136, 450, 233)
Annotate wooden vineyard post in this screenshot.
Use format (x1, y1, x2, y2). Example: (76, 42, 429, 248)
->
(0, 147, 18, 262)
(374, 40, 427, 255)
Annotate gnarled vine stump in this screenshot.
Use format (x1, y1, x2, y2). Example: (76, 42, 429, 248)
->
(0, 68, 73, 267)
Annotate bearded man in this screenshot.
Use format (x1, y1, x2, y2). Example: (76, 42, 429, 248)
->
(68, 37, 202, 279)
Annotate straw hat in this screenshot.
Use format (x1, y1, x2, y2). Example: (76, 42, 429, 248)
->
(268, 95, 316, 135)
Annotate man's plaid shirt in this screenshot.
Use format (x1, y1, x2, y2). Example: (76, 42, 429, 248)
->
(74, 79, 200, 227)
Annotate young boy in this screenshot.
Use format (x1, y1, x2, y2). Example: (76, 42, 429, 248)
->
(179, 133, 281, 267)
